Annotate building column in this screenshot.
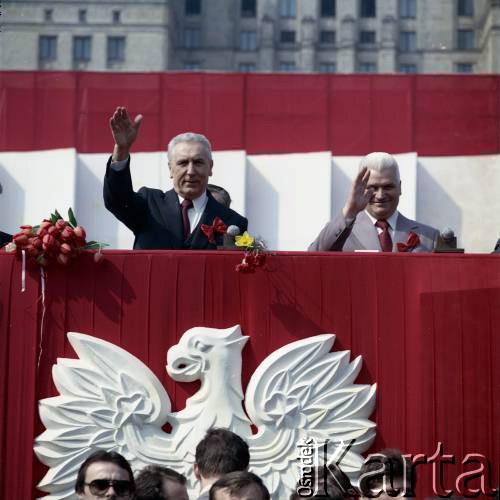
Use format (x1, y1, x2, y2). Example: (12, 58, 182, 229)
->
(259, 15, 275, 71)
(337, 15, 356, 73)
(378, 15, 397, 72)
(300, 16, 316, 72)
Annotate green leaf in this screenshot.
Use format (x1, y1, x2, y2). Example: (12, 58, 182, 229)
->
(67, 207, 78, 228)
(54, 209, 63, 220)
(50, 213, 58, 224)
(83, 241, 109, 250)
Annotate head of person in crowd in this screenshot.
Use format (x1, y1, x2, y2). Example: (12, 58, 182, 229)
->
(360, 152, 402, 221)
(207, 184, 232, 208)
(135, 465, 189, 500)
(194, 428, 250, 494)
(167, 132, 213, 201)
(289, 464, 358, 500)
(209, 471, 270, 500)
(359, 448, 414, 499)
(75, 449, 135, 499)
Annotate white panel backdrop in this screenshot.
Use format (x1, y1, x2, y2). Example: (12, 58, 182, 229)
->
(0, 149, 498, 252)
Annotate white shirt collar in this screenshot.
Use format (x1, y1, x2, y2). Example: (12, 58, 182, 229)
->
(177, 190, 208, 212)
(365, 210, 399, 230)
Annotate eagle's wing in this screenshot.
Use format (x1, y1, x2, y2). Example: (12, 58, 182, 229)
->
(34, 332, 174, 500)
(245, 334, 376, 499)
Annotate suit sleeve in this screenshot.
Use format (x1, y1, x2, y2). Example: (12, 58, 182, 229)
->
(308, 212, 355, 252)
(103, 156, 147, 233)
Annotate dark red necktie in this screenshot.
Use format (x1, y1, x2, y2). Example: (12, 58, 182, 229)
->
(181, 199, 193, 240)
(375, 219, 393, 252)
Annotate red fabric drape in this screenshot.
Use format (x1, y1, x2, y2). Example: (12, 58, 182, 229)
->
(0, 251, 499, 498)
(1, 72, 499, 155)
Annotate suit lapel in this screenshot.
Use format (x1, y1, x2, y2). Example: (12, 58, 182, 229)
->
(162, 189, 184, 244)
(393, 213, 418, 246)
(352, 212, 381, 250)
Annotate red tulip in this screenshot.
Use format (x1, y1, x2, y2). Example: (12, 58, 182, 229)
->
(60, 243, 73, 255)
(21, 225, 33, 236)
(42, 234, 56, 251)
(55, 219, 67, 230)
(32, 236, 43, 249)
(13, 233, 29, 247)
(60, 226, 74, 241)
(73, 226, 86, 242)
(57, 253, 70, 265)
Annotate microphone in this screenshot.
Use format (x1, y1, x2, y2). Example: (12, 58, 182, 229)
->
(222, 225, 241, 248)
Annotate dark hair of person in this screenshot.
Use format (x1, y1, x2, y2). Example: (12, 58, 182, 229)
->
(207, 184, 232, 208)
(135, 465, 186, 499)
(195, 428, 250, 478)
(209, 471, 270, 500)
(74, 449, 135, 494)
(359, 448, 414, 495)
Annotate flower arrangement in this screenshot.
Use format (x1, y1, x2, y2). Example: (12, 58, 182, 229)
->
(397, 231, 420, 252)
(6, 208, 106, 266)
(234, 231, 267, 273)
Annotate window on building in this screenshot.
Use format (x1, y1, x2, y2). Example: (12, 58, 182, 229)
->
(455, 62, 473, 73)
(360, 30, 376, 44)
(240, 31, 257, 51)
(107, 36, 125, 63)
(320, 0, 336, 17)
(241, 0, 256, 17)
(457, 29, 474, 50)
(457, 0, 473, 16)
(319, 62, 336, 73)
(320, 30, 336, 44)
(184, 28, 201, 48)
(185, 0, 201, 15)
(239, 62, 256, 72)
(39, 35, 57, 61)
(399, 0, 416, 18)
(183, 61, 201, 70)
(400, 31, 416, 51)
(44, 9, 53, 22)
(400, 63, 417, 73)
(279, 0, 296, 18)
(360, 0, 376, 18)
(78, 9, 87, 23)
(112, 10, 121, 24)
(279, 61, 296, 71)
(280, 30, 296, 43)
(359, 62, 377, 72)
(73, 36, 91, 62)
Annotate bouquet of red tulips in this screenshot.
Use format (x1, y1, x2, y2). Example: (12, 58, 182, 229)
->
(6, 208, 106, 266)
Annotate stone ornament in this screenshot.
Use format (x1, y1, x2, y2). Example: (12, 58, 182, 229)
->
(35, 325, 376, 499)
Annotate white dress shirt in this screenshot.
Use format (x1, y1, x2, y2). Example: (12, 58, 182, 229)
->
(365, 210, 399, 240)
(178, 191, 208, 234)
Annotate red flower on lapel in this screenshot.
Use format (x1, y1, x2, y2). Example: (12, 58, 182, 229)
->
(397, 231, 420, 252)
(201, 216, 227, 244)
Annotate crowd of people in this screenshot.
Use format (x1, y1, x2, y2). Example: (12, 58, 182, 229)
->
(74, 428, 412, 499)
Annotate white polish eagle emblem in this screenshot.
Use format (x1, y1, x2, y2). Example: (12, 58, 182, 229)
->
(35, 325, 376, 499)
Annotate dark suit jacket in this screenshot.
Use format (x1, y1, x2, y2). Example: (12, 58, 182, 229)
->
(103, 157, 248, 250)
(309, 211, 439, 252)
(0, 231, 12, 247)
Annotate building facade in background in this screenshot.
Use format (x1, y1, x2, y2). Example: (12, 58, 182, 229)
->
(1, 0, 500, 73)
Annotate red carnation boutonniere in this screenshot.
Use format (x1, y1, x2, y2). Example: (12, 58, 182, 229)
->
(201, 216, 227, 244)
(397, 231, 420, 252)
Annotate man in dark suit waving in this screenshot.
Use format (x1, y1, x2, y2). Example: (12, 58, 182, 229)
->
(104, 107, 247, 249)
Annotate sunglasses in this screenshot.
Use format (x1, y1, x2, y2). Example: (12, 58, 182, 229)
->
(84, 479, 132, 496)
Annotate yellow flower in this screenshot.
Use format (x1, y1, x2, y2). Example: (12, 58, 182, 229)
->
(235, 231, 254, 247)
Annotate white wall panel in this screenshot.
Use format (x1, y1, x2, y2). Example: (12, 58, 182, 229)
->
(246, 152, 332, 251)
(0, 148, 77, 235)
(418, 155, 500, 253)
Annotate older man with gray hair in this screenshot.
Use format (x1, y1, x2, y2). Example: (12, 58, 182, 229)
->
(104, 106, 247, 249)
(309, 152, 439, 252)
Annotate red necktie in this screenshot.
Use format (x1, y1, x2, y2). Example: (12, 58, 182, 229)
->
(375, 219, 393, 252)
(181, 199, 193, 240)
